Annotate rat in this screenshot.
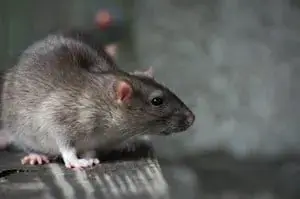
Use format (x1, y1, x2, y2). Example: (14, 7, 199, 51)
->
(0, 28, 120, 153)
(0, 29, 195, 169)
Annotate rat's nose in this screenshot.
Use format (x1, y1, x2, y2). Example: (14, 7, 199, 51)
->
(184, 110, 195, 127)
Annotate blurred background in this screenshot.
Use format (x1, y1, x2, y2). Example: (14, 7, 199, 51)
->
(2, 0, 300, 198)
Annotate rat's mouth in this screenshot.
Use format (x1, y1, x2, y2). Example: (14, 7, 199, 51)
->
(160, 125, 191, 136)
(161, 131, 172, 135)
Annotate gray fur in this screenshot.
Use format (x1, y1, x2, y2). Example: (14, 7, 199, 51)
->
(0, 30, 195, 165)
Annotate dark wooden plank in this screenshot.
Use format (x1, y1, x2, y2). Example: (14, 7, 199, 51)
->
(0, 138, 169, 199)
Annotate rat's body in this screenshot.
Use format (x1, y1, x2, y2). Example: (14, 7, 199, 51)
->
(1, 30, 195, 169)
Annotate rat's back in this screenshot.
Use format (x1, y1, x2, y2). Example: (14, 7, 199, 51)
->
(0, 30, 111, 153)
(2, 29, 116, 110)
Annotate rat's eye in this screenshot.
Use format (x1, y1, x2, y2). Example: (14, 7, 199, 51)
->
(151, 97, 164, 106)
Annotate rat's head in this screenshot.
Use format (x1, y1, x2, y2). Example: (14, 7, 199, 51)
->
(112, 67, 195, 136)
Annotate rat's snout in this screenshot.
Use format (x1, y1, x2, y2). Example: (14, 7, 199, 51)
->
(161, 109, 195, 135)
(184, 110, 195, 127)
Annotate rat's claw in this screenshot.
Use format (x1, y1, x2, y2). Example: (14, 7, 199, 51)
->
(92, 158, 100, 164)
(21, 153, 50, 165)
(64, 158, 100, 169)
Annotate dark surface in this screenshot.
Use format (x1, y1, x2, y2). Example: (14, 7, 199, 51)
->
(3, 143, 300, 199)
(0, 138, 169, 199)
(159, 151, 300, 199)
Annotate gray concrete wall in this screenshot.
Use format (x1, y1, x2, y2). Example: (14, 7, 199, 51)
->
(0, 0, 125, 69)
(132, 0, 300, 159)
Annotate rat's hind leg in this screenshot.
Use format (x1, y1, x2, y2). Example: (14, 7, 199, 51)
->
(21, 153, 50, 165)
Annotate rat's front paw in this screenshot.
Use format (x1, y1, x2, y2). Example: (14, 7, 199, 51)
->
(21, 153, 50, 165)
(64, 158, 100, 169)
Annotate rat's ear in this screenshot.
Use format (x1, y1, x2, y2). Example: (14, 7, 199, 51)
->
(143, 66, 154, 78)
(116, 81, 133, 103)
(104, 43, 118, 58)
(131, 66, 154, 78)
